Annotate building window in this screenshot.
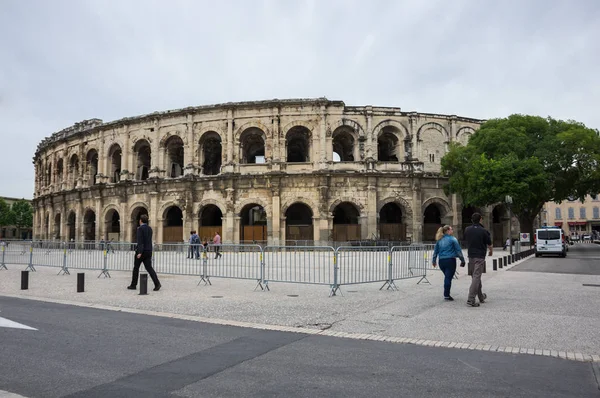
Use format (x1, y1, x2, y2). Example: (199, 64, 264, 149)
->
(593, 207, 599, 219)
(580, 207, 586, 219)
(568, 207, 574, 219)
(555, 208, 562, 219)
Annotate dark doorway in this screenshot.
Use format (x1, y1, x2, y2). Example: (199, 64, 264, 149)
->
(163, 206, 183, 243)
(285, 203, 313, 241)
(83, 210, 96, 241)
(67, 211, 76, 241)
(199, 205, 223, 242)
(131, 207, 149, 242)
(240, 204, 267, 242)
(379, 202, 406, 241)
(333, 202, 361, 242)
(423, 204, 442, 241)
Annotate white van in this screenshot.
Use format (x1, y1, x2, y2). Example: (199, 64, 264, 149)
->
(535, 227, 566, 257)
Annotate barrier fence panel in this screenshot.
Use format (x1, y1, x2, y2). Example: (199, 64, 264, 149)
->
(31, 241, 65, 273)
(152, 243, 204, 276)
(390, 245, 423, 283)
(64, 244, 105, 274)
(2, 242, 32, 269)
(203, 244, 263, 285)
(407, 244, 433, 284)
(263, 246, 336, 292)
(337, 246, 389, 287)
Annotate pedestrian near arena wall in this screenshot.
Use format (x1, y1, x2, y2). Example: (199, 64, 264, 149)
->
(463, 212, 492, 307)
(128, 214, 161, 291)
(213, 232, 222, 259)
(432, 225, 465, 301)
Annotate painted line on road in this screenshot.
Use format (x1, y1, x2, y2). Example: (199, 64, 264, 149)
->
(1, 292, 597, 364)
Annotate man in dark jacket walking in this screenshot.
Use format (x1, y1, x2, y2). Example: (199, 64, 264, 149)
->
(128, 214, 161, 291)
(464, 212, 492, 307)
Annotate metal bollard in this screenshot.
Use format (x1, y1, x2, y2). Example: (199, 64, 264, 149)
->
(77, 273, 85, 293)
(507, 256, 512, 265)
(493, 259, 497, 271)
(139, 273, 148, 295)
(21, 271, 29, 290)
(499, 257, 503, 268)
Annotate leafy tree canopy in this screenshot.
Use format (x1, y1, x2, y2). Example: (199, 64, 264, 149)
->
(441, 114, 600, 234)
(0, 198, 15, 227)
(11, 199, 33, 229)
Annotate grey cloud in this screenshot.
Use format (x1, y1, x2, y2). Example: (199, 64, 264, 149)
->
(1, 0, 598, 198)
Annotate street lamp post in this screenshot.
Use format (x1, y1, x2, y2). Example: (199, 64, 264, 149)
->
(505, 195, 513, 255)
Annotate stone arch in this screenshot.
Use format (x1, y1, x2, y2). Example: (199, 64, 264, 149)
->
(197, 199, 227, 218)
(331, 200, 363, 241)
(158, 201, 184, 220)
(281, 120, 317, 137)
(128, 202, 149, 218)
(237, 126, 267, 164)
(133, 139, 152, 181)
(281, 197, 319, 218)
(85, 148, 99, 184)
(416, 122, 450, 141)
(66, 210, 77, 241)
(422, 197, 452, 217)
(327, 119, 366, 138)
(107, 143, 122, 183)
(285, 125, 312, 162)
(158, 130, 185, 148)
(198, 131, 222, 175)
(103, 205, 121, 241)
(162, 204, 184, 243)
(129, 204, 149, 241)
(377, 197, 413, 241)
(235, 197, 270, 217)
(53, 211, 62, 240)
(456, 126, 476, 145)
(332, 125, 359, 162)
(373, 120, 409, 140)
(83, 208, 96, 241)
(283, 201, 315, 241)
(163, 135, 185, 178)
(329, 197, 365, 217)
(234, 120, 271, 141)
(197, 202, 224, 241)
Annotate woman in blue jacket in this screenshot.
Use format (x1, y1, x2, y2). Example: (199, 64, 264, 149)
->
(432, 225, 465, 301)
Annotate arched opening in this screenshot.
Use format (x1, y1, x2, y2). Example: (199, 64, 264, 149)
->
(199, 132, 222, 175)
(108, 144, 122, 183)
(130, 206, 149, 242)
(67, 211, 76, 241)
(86, 149, 99, 185)
(46, 164, 52, 186)
(69, 155, 79, 189)
(83, 209, 96, 241)
(332, 202, 361, 242)
(105, 209, 121, 241)
(240, 204, 267, 242)
(379, 202, 406, 241)
(134, 140, 151, 181)
(164, 136, 184, 178)
(286, 126, 311, 163)
(44, 213, 49, 239)
(332, 127, 355, 162)
(56, 159, 64, 185)
(240, 128, 266, 164)
(163, 206, 183, 243)
(423, 204, 443, 241)
(378, 128, 401, 161)
(492, 204, 508, 247)
(54, 213, 61, 240)
(198, 205, 223, 242)
(285, 203, 313, 241)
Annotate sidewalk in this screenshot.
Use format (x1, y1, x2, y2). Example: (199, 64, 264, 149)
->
(1, 248, 598, 363)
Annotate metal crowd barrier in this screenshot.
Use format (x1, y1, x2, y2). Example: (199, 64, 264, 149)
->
(1, 240, 448, 295)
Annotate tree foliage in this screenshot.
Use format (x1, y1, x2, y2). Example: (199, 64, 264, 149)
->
(441, 114, 600, 234)
(11, 199, 33, 229)
(0, 198, 15, 227)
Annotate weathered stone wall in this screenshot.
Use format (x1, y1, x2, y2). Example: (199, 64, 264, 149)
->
(32, 98, 486, 244)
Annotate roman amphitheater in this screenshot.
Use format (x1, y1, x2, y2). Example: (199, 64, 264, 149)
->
(32, 98, 514, 246)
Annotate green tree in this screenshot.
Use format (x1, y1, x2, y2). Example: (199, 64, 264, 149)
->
(0, 198, 15, 228)
(441, 114, 600, 237)
(11, 199, 33, 231)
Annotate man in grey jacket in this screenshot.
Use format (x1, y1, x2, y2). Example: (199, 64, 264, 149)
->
(463, 213, 492, 307)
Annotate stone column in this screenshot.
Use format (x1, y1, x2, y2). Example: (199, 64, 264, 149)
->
(60, 202, 67, 242)
(224, 109, 234, 173)
(367, 178, 378, 239)
(319, 105, 327, 167)
(409, 113, 418, 161)
(280, 217, 286, 243)
(271, 187, 281, 245)
(366, 106, 373, 159)
(95, 200, 102, 242)
(412, 179, 423, 242)
(233, 216, 241, 244)
(150, 119, 160, 178)
(452, 194, 459, 229)
(76, 200, 84, 241)
(223, 210, 235, 244)
(184, 115, 195, 175)
(449, 116, 457, 143)
(312, 216, 320, 242)
(149, 192, 159, 241)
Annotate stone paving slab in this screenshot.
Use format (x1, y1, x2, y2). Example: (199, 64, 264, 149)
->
(0, 253, 598, 362)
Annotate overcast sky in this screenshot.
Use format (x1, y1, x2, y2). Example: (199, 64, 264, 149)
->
(1, 0, 598, 199)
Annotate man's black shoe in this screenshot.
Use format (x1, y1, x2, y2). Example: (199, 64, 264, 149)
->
(127, 285, 136, 290)
(444, 296, 454, 301)
(153, 284, 161, 291)
(466, 301, 480, 307)
(480, 293, 487, 304)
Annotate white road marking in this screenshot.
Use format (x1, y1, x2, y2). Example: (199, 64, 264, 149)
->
(0, 390, 29, 397)
(0, 316, 37, 330)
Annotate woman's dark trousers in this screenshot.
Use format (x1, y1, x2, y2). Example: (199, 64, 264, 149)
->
(438, 258, 457, 298)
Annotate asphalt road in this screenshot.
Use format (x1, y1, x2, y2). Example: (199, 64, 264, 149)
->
(511, 243, 600, 275)
(0, 297, 598, 398)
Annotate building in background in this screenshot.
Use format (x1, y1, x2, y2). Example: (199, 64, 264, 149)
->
(543, 195, 600, 238)
(0, 196, 33, 240)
